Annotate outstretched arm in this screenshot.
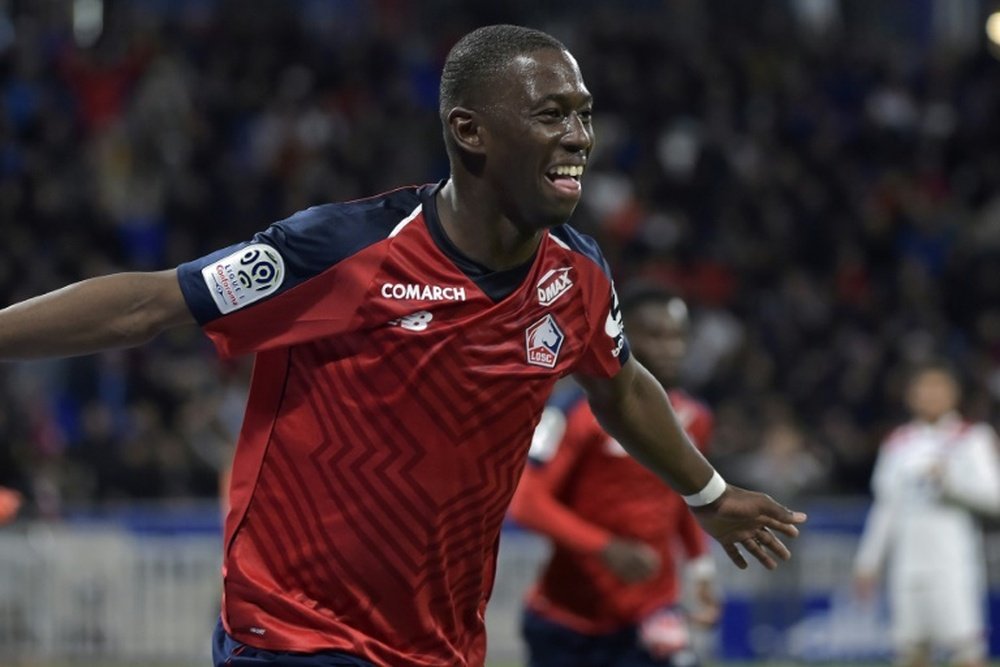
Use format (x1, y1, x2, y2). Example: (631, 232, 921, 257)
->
(576, 357, 807, 570)
(0, 270, 194, 360)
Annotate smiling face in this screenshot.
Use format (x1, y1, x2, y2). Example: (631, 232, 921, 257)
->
(476, 48, 594, 230)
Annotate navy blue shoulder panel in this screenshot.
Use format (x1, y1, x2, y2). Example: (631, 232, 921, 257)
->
(550, 224, 632, 368)
(178, 186, 424, 325)
(262, 188, 422, 283)
(550, 224, 614, 282)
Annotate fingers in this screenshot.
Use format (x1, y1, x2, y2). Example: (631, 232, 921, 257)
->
(754, 527, 791, 562)
(759, 516, 798, 538)
(723, 543, 748, 570)
(747, 494, 808, 538)
(727, 528, 791, 571)
(760, 510, 808, 538)
(759, 494, 807, 519)
(741, 535, 777, 570)
(762, 514, 803, 538)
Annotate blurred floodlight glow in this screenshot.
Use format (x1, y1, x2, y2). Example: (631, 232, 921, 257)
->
(73, 0, 103, 47)
(987, 12, 1000, 46)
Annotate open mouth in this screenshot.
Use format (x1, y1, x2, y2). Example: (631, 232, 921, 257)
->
(544, 164, 584, 198)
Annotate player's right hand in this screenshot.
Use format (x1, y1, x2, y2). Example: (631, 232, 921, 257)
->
(600, 537, 661, 583)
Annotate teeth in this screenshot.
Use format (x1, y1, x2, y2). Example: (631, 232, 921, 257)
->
(550, 165, 584, 178)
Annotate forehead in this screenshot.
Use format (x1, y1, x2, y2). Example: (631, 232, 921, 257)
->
(497, 49, 590, 105)
(912, 370, 956, 389)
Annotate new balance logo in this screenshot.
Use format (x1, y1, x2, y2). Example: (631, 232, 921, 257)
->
(381, 283, 466, 301)
(390, 311, 433, 331)
(536, 267, 573, 306)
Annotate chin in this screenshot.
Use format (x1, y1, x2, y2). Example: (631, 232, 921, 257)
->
(540, 201, 580, 228)
(517, 208, 573, 233)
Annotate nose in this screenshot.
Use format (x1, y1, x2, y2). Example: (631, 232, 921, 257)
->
(561, 111, 592, 152)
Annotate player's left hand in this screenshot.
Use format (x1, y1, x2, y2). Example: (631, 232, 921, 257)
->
(692, 484, 806, 570)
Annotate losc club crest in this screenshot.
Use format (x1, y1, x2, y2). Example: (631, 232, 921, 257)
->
(525, 314, 565, 369)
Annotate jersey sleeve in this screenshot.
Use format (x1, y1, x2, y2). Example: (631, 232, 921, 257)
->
(509, 400, 614, 555)
(575, 281, 631, 378)
(549, 226, 631, 378)
(176, 201, 405, 358)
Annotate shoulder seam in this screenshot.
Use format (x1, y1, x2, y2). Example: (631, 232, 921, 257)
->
(548, 225, 612, 278)
(389, 204, 423, 238)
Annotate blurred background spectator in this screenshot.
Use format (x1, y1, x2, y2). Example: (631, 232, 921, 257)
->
(1, 0, 999, 514)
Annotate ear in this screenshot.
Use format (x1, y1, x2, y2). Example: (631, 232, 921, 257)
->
(447, 107, 487, 155)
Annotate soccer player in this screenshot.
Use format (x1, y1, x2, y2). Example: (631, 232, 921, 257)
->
(854, 361, 1000, 667)
(510, 285, 719, 667)
(0, 25, 805, 667)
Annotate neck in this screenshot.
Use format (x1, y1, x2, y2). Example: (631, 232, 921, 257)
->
(919, 411, 956, 425)
(436, 178, 544, 271)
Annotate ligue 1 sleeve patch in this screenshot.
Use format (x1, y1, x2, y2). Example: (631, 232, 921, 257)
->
(200, 243, 286, 315)
(526, 314, 565, 368)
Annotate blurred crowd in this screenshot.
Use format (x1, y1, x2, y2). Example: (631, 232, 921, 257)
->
(1, 0, 999, 513)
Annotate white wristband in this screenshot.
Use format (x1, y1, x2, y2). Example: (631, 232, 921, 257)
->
(683, 470, 727, 507)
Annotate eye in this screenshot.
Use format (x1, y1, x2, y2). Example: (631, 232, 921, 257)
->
(537, 108, 564, 121)
(578, 108, 593, 123)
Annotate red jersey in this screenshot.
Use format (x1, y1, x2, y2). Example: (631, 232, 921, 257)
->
(176, 182, 629, 666)
(509, 390, 713, 634)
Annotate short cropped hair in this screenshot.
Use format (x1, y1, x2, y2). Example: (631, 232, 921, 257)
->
(907, 357, 960, 385)
(439, 24, 566, 118)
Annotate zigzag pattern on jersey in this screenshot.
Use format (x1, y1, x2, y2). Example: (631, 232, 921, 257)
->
(378, 334, 539, 617)
(245, 328, 550, 658)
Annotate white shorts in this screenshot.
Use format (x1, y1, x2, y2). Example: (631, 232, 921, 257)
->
(890, 573, 984, 652)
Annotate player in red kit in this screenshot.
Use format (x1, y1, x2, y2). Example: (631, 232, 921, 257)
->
(511, 285, 719, 667)
(0, 25, 804, 667)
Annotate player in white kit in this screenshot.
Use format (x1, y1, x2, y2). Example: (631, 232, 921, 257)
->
(854, 362, 1000, 667)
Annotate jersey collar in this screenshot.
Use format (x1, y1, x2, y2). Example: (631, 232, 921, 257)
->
(421, 180, 539, 303)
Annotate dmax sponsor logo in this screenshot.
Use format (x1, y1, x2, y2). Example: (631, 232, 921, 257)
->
(381, 283, 467, 301)
(536, 267, 573, 306)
